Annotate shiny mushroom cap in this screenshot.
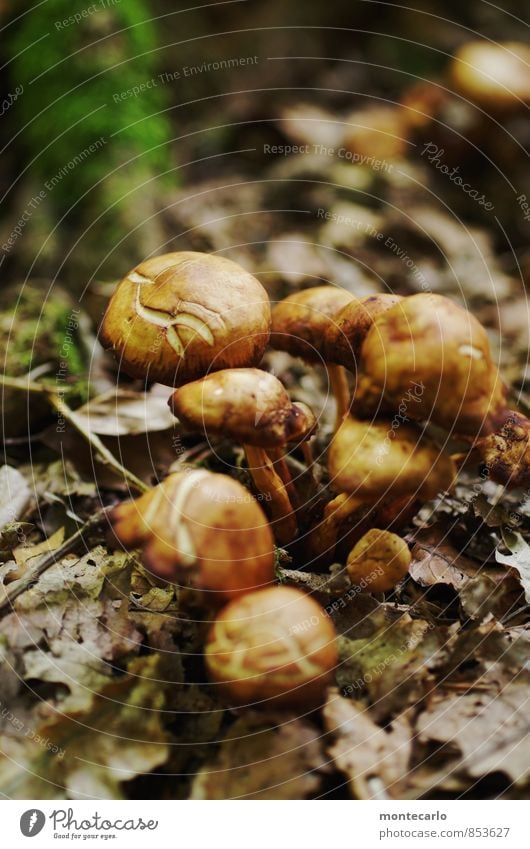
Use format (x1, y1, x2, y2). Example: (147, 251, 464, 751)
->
(108, 470, 275, 603)
(324, 293, 403, 371)
(169, 367, 317, 448)
(328, 415, 456, 502)
(270, 285, 353, 363)
(356, 293, 507, 437)
(100, 251, 271, 386)
(450, 41, 530, 109)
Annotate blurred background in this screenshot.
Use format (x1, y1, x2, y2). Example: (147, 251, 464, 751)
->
(1, 0, 529, 290)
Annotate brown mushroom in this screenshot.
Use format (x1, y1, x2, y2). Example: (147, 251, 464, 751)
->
(205, 586, 337, 709)
(324, 293, 403, 373)
(169, 368, 317, 544)
(270, 286, 354, 427)
(346, 528, 411, 593)
(306, 414, 456, 560)
(468, 409, 530, 487)
(108, 469, 275, 605)
(355, 293, 508, 437)
(100, 251, 271, 386)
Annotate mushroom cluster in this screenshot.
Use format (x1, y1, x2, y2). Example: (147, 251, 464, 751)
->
(102, 251, 337, 710)
(101, 250, 530, 709)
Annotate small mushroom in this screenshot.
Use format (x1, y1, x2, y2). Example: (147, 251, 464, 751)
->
(355, 293, 508, 437)
(270, 286, 354, 427)
(100, 251, 271, 386)
(108, 469, 275, 604)
(324, 293, 403, 373)
(169, 368, 317, 544)
(205, 586, 338, 709)
(450, 41, 530, 110)
(346, 529, 411, 593)
(471, 409, 530, 487)
(307, 414, 456, 560)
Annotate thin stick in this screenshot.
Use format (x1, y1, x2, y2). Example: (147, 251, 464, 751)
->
(0, 509, 107, 614)
(0, 373, 149, 494)
(0, 374, 74, 395)
(49, 394, 149, 494)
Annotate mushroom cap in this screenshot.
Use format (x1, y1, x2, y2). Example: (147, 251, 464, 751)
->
(356, 293, 507, 436)
(205, 586, 338, 708)
(324, 293, 403, 371)
(328, 415, 456, 502)
(346, 528, 411, 593)
(478, 409, 530, 487)
(270, 285, 353, 363)
(169, 367, 316, 447)
(450, 41, 530, 109)
(100, 252, 271, 386)
(108, 470, 275, 603)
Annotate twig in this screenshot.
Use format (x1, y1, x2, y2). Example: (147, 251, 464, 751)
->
(0, 374, 72, 394)
(0, 509, 107, 614)
(49, 393, 149, 494)
(0, 373, 149, 494)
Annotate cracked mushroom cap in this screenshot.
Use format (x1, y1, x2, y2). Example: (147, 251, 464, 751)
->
(450, 41, 530, 109)
(324, 293, 403, 371)
(108, 470, 275, 603)
(205, 586, 338, 709)
(356, 293, 508, 437)
(169, 367, 317, 448)
(100, 252, 271, 386)
(270, 286, 353, 363)
(328, 415, 456, 502)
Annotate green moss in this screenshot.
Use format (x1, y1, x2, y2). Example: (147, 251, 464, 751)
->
(8, 1, 172, 213)
(1, 283, 92, 434)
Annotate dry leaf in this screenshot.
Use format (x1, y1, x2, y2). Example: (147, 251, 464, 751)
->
(323, 689, 412, 799)
(0, 654, 171, 799)
(190, 712, 330, 799)
(496, 529, 530, 603)
(410, 526, 483, 590)
(417, 680, 530, 785)
(0, 466, 31, 529)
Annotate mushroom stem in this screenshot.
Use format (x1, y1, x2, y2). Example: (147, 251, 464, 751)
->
(302, 441, 314, 468)
(267, 446, 299, 507)
(243, 445, 298, 544)
(326, 364, 350, 429)
(306, 492, 365, 562)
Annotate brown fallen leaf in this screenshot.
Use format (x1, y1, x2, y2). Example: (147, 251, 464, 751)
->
(190, 712, 330, 800)
(417, 678, 530, 785)
(409, 525, 484, 590)
(323, 689, 411, 799)
(0, 654, 171, 800)
(13, 526, 65, 571)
